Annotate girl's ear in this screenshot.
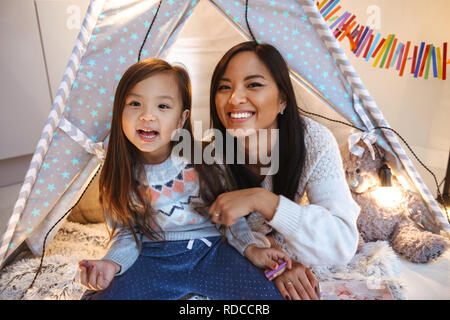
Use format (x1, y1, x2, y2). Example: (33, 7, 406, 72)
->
(178, 109, 190, 129)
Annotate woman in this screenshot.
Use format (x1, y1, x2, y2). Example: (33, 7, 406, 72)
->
(207, 41, 360, 300)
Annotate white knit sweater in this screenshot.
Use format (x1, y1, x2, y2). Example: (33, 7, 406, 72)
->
(247, 116, 361, 267)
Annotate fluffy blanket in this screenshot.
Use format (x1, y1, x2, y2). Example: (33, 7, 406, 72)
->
(0, 221, 406, 300)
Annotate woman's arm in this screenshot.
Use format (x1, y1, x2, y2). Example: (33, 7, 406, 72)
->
(209, 188, 278, 225)
(209, 144, 360, 266)
(266, 143, 360, 266)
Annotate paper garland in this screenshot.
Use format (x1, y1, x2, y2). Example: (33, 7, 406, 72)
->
(317, 0, 448, 80)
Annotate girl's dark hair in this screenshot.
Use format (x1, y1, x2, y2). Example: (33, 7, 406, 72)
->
(100, 58, 193, 244)
(209, 41, 307, 200)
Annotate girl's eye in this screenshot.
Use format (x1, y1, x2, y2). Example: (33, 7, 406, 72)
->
(158, 104, 169, 109)
(127, 101, 141, 107)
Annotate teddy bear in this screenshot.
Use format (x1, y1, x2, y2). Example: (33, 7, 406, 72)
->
(340, 140, 449, 263)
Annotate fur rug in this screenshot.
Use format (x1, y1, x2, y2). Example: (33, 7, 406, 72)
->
(0, 221, 406, 300)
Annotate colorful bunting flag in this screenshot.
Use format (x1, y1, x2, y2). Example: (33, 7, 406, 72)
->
(316, 0, 448, 80)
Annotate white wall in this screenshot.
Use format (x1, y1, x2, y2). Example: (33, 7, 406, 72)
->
(36, 0, 90, 99)
(0, 0, 52, 161)
(339, 0, 450, 197)
(0, 0, 89, 187)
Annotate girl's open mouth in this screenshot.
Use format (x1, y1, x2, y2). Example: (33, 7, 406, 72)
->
(137, 129, 159, 142)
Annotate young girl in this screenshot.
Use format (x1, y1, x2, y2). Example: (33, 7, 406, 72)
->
(78, 58, 290, 300)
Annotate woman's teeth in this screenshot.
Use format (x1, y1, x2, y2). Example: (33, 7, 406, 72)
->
(229, 112, 253, 119)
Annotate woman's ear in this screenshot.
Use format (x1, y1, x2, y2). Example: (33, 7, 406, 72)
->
(281, 100, 286, 111)
(279, 93, 287, 114)
(178, 109, 190, 129)
(279, 98, 287, 114)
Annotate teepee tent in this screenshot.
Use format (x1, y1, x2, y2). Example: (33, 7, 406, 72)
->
(1, 0, 449, 267)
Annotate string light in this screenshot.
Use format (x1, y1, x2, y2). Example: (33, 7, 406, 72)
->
(371, 186, 404, 208)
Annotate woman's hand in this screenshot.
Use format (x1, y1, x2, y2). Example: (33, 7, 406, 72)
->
(274, 260, 319, 300)
(209, 188, 279, 226)
(77, 259, 121, 291)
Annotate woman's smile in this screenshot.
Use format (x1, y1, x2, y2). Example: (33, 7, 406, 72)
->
(227, 110, 256, 122)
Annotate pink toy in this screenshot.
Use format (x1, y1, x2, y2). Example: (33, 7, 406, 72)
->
(265, 262, 287, 279)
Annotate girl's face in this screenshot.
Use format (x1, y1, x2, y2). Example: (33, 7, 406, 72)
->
(214, 51, 285, 135)
(122, 72, 189, 164)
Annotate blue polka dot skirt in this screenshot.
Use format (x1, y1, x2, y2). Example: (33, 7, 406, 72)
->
(81, 236, 284, 300)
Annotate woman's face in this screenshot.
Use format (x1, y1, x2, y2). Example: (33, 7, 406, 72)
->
(214, 51, 285, 135)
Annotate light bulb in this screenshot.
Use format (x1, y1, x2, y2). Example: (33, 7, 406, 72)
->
(371, 186, 404, 208)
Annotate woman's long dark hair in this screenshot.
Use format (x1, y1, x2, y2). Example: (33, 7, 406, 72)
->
(210, 41, 307, 200)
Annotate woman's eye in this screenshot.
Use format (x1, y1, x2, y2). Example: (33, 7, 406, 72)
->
(248, 82, 263, 88)
(217, 84, 230, 91)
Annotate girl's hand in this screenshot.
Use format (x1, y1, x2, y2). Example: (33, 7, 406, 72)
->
(209, 188, 279, 226)
(77, 259, 121, 291)
(244, 244, 292, 276)
(274, 260, 319, 300)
